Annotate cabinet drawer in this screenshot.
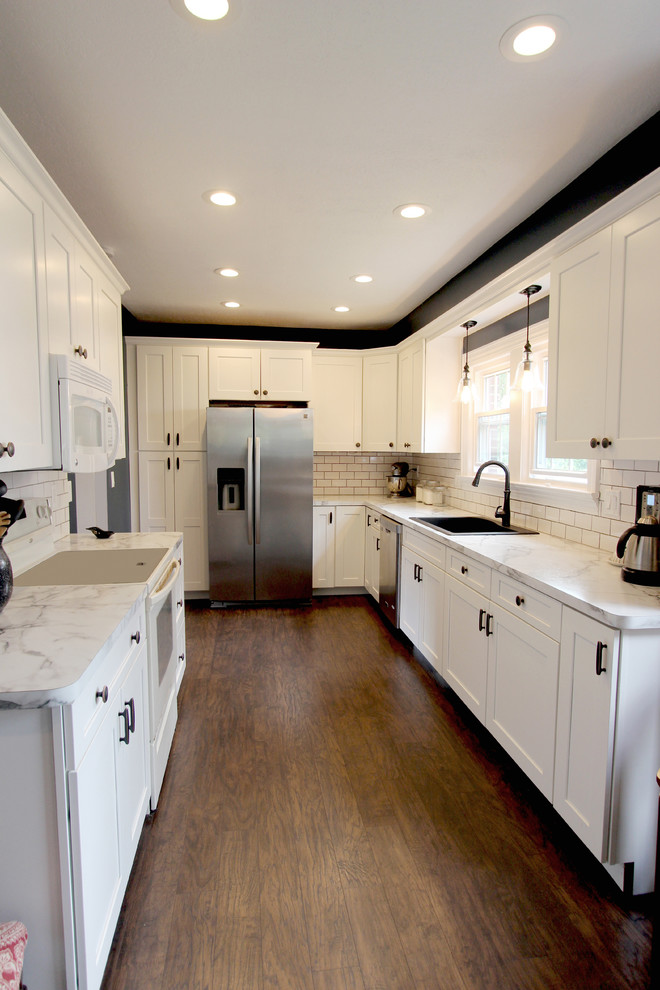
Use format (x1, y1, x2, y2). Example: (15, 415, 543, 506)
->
(446, 548, 490, 595)
(491, 573, 562, 641)
(64, 603, 146, 770)
(365, 510, 381, 532)
(403, 528, 446, 570)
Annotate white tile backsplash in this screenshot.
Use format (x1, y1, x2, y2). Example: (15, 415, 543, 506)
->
(314, 450, 659, 552)
(1, 471, 72, 541)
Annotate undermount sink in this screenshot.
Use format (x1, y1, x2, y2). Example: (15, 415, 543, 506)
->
(413, 515, 538, 536)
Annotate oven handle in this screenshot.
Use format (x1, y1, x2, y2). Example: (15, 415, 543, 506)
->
(149, 558, 181, 608)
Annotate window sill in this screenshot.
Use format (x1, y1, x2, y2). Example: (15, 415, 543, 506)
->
(456, 476, 600, 514)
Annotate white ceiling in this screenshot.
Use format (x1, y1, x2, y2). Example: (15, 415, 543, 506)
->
(0, 0, 658, 334)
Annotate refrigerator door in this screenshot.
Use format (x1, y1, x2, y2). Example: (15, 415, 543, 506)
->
(207, 406, 255, 601)
(254, 407, 313, 601)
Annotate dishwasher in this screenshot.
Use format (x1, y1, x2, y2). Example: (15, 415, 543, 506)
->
(378, 516, 401, 627)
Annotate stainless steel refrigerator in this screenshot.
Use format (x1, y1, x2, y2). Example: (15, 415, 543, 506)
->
(207, 405, 313, 603)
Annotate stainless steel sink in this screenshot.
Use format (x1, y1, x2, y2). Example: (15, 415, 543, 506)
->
(412, 515, 538, 536)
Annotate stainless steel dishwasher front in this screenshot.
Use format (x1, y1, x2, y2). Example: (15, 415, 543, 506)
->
(378, 515, 401, 627)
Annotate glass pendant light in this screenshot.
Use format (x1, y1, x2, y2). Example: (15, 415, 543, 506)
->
(457, 320, 477, 404)
(514, 284, 542, 392)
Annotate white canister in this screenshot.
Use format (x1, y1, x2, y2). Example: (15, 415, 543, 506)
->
(415, 483, 425, 502)
(431, 486, 445, 505)
(423, 484, 436, 504)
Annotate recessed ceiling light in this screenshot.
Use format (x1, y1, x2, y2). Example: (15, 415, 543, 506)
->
(203, 189, 237, 206)
(215, 267, 239, 277)
(333, 306, 350, 313)
(224, 301, 240, 308)
(500, 16, 565, 62)
(170, 0, 229, 22)
(351, 274, 373, 283)
(395, 204, 429, 219)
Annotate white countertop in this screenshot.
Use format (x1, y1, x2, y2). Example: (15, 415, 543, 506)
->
(0, 532, 182, 706)
(315, 496, 660, 630)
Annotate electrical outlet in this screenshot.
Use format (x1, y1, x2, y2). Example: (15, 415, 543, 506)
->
(603, 490, 620, 516)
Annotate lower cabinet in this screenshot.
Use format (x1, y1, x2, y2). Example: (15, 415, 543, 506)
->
(399, 531, 445, 673)
(364, 510, 380, 600)
(138, 450, 208, 592)
(66, 608, 150, 990)
(443, 575, 490, 721)
(313, 504, 365, 589)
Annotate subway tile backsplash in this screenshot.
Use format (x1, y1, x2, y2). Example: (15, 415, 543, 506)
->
(1, 471, 72, 541)
(314, 451, 659, 554)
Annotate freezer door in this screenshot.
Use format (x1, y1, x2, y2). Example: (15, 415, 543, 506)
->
(207, 406, 255, 601)
(254, 408, 313, 600)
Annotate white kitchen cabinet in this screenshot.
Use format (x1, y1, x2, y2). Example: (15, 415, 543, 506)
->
(553, 610, 620, 861)
(399, 530, 446, 672)
(548, 193, 660, 460)
(138, 450, 208, 592)
(364, 510, 381, 600)
(311, 353, 363, 451)
(312, 503, 365, 589)
(0, 147, 53, 472)
(362, 352, 398, 451)
(486, 603, 559, 800)
(137, 344, 208, 451)
(209, 344, 312, 401)
(396, 338, 424, 453)
(443, 574, 490, 720)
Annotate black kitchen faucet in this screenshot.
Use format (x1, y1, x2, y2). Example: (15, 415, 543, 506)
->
(472, 460, 511, 529)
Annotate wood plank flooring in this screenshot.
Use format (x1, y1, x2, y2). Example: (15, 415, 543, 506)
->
(101, 596, 653, 990)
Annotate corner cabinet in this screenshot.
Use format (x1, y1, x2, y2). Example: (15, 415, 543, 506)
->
(311, 353, 363, 451)
(397, 339, 424, 452)
(548, 193, 660, 460)
(362, 353, 398, 451)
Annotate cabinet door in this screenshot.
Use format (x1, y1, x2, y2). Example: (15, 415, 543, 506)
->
(97, 275, 126, 459)
(138, 451, 175, 531)
(486, 605, 559, 800)
(364, 517, 380, 600)
(0, 149, 53, 471)
(174, 451, 209, 592)
(418, 557, 444, 673)
(44, 203, 76, 356)
(312, 506, 335, 588)
(399, 546, 422, 646)
(172, 346, 209, 450)
(362, 353, 397, 451)
(311, 354, 363, 451)
(608, 194, 660, 458)
(443, 575, 489, 721)
(68, 705, 122, 990)
(397, 340, 424, 452)
(136, 346, 174, 450)
(209, 346, 261, 400)
(72, 245, 100, 369)
(260, 348, 311, 401)
(547, 228, 612, 459)
(115, 645, 150, 874)
(554, 610, 619, 860)
(334, 505, 365, 586)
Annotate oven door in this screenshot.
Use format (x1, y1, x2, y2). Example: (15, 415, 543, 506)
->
(146, 557, 181, 807)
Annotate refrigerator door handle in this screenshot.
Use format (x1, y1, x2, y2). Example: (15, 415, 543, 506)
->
(246, 435, 254, 546)
(255, 436, 261, 544)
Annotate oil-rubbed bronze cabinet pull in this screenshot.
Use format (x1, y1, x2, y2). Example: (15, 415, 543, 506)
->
(596, 641, 607, 675)
(478, 608, 486, 632)
(96, 686, 109, 703)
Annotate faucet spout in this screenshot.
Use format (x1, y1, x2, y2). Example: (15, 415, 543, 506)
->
(472, 460, 511, 529)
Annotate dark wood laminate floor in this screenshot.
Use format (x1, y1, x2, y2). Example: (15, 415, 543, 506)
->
(101, 596, 653, 990)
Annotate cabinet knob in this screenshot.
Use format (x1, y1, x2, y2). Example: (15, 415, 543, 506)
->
(389, 442, 394, 448)
(461, 565, 468, 575)
(404, 442, 410, 448)
(96, 686, 109, 703)
(355, 442, 361, 448)
(0, 441, 15, 458)
(263, 389, 269, 396)
(601, 437, 612, 449)
(254, 389, 259, 395)
(74, 345, 88, 359)
(589, 437, 600, 448)
(179, 653, 185, 662)
(177, 599, 184, 608)
(131, 630, 141, 644)
(515, 595, 524, 607)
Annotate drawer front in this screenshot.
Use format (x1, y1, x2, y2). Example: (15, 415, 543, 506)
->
(446, 548, 491, 595)
(366, 510, 381, 532)
(65, 604, 146, 769)
(491, 573, 562, 641)
(403, 528, 446, 570)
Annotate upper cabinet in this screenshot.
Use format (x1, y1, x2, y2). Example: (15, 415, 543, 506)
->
(397, 339, 424, 452)
(0, 147, 52, 472)
(209, 344, 312, 401)
(136, 345, 208, 451)
(548, 193, 660, 460)
(362, 352, 397, 451)
(311, 353, 363, 451)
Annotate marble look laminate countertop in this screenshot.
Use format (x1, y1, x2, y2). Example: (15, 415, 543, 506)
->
(0, 532, 182, 706)
(315, 496, 660, 630)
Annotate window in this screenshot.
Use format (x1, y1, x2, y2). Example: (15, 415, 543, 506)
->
(461, 321, 597, 498)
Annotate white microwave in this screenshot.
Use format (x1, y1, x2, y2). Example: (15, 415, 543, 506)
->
(51, 355, 119, 473)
